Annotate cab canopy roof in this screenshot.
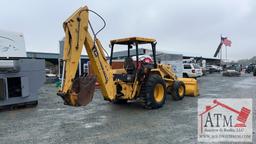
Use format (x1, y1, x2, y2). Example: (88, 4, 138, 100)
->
(110, 37, 156, 45)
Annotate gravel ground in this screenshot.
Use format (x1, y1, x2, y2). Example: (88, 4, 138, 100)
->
(0, 73, 255, 144)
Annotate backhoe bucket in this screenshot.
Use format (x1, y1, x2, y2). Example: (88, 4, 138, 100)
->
(178, 78, 199, 96)
(58, 75, 97, 106)
(72, 75, 97, 106)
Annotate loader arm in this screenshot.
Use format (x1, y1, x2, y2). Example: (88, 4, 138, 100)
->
(58, 6, 116, 106)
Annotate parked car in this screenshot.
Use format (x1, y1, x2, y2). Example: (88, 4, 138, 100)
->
(207, 65, 222, 73)
(201, 66, 208, 76)
(223, 70, 241, 77)
(245, 64, 256, 73)
(45, 69, 58, 83)
(183, 64, 203, 78)
(225, 64, 242, 72)
(222, 64, 242, 77)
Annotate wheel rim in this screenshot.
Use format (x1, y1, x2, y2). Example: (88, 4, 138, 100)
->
(178, 86, 184, 97)
(154, 84, 164, 103)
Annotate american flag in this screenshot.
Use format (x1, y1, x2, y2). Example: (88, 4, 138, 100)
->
(222, 37, 232, 47)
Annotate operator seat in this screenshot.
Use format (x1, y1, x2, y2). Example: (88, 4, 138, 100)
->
(124, 57, 136, 75)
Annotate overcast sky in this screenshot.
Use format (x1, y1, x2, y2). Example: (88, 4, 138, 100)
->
(0, 0, 255, 60)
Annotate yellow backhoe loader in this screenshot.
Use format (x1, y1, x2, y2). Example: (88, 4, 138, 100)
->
(57, 6, 199, 109)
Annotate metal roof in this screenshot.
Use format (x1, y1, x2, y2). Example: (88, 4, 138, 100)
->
(110, 37, 156, 45)
(27, 52, 88, 59)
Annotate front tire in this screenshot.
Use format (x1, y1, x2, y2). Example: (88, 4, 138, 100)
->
(171, 81, 185, 101)
(141, 74, 167, 109)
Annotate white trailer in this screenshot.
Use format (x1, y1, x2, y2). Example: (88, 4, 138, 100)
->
(0, 30, 27, 58)
(0, 30, 45, 109)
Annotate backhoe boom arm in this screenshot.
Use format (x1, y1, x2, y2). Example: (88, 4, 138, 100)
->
(58, 6, 116, 106)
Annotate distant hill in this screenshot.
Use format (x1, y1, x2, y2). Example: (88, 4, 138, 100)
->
(237, 56, 256, 66)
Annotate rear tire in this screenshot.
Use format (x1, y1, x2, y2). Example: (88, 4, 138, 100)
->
(171, 81, 185, 101)
(141, 74, 166, 109)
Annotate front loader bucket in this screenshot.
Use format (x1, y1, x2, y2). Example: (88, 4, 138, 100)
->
(58, 75, 97, 106)
(178, 78, 199, 96)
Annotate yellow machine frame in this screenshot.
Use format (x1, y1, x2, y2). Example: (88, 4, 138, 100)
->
(58, 6, 199, 109)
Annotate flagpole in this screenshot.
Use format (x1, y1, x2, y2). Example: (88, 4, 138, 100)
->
(220, 35, 222, 66)
(226, 46, 227, 63)
(220, 47, 222, 66)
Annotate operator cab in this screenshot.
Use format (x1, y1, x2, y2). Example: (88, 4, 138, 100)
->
(109, 37, 157, 82)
